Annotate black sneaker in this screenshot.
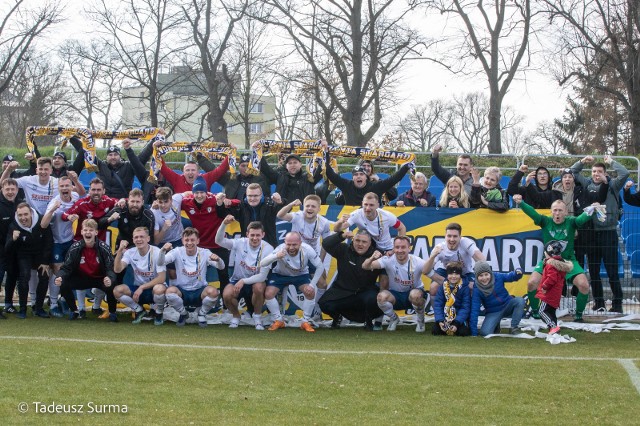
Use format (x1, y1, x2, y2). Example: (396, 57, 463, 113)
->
(0, 311, 6, 319)
(34, 309, 50, 318)
(176, 311, 188, 327)
(109, 313, 118, 322)
(364, 320, 374, 331)
(16, 309, 27, 319)
(330, 315, 342, 329)
(4, 305, 17, 314)
(92, 307, 104, 316)
(78, 310, 87, 319)
(69, 311, 80, 321)
(609, 305, 623, 314)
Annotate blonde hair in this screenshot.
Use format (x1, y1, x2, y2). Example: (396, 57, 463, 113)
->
(439, 176, 469, 208)
(484, 166, 502, 180)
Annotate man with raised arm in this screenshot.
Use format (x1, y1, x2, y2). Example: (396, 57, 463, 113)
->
(215, 215, 274, 330)
(113, 227, 167, 325)
(259, 231, 324, 333)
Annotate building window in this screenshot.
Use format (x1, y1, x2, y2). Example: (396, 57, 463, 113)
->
(250, 103, 264, 113)
(250, 123, 262, 134)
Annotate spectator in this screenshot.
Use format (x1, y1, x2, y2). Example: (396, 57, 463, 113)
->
(358, 160, 398, 204)
(507, 164, 553, 208)
(438, 176, 470, 208)
(470, 166, 509, 211)
(470, 261, 525, 337)
(623, 180, 640, 207)
(430, 143, 474, 194)
(392, 172, 436, 207)
(571, 155, 629, 313)
(93, 139, 148, 199)
(0, 179, 20, 316)
(198, 153, 270, 200)
(157, 143, 230, 194)
(535, 241, 573, 335)
(432, 261, 471, 336)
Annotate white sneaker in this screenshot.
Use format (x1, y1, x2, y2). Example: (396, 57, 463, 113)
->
(255, 323, 264, 331)
(387, 314, 399, 331)
(415, 321, 425, 333)
(229, 318, 240, 328)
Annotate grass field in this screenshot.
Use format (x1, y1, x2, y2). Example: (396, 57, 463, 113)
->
(1, 316, 639, 425)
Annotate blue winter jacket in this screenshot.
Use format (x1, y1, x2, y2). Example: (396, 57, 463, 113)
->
(470, 271, 522, 336)
(433, 281, 471, 325)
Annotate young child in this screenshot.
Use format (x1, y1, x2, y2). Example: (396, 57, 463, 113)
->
(470, 166, 509, 211)
(276, 194, 333, 310)
(470, 261, 525, 336)
(432, 261, 471, 336)
(536, 240, 573, 334)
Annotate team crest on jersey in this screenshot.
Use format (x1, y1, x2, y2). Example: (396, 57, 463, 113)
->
(124, 218, 128, 223)
(104, 207, 109, 212)
(189, 209, 195, 214)
(80, 256, 85, 264)
(87, 212, 93, 218)
(207, 207, 212, 213)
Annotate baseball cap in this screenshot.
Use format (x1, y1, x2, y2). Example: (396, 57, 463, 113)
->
(285, 154, 302, 163)
(2, 154, 14, 162)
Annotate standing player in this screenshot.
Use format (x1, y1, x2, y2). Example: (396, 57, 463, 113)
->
(1, 157, 58, 215)
(423, 222, 485, 295)
(40, 176, 81, 317)
(277, 194, 333, 311)
(259, 232, 324, 332)
(113, 227, 167, 325)
(333, 192, 406, 253)
(151, 187, 184, 247)
(215, 215, 274, 330)
(363, 236, 430, 332)
(158, 228, 225, 327)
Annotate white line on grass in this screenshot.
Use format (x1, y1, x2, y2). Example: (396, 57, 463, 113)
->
(1, 335, 639, 363)
(619, 360, 640, 395)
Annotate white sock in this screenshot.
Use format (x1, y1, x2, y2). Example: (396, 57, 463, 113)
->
(302, 298, 315, 322)
(199, 296, 218, 315)
(166, 293, 185, 314)
(265, 298, 282, 321)
(76, 290, 86, 310)
(314, 287, 326, 305)
(378, 301, 395, 317)
(48, 274, 59, 308)
(93, 288, 105, 309)
(118, 294, 141, 312)
(412, 303, 425, 323)
(153, 294, 166, 313)
(252, 313, 262, 326)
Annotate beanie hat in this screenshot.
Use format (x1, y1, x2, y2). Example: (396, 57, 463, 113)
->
(53, 151, 67, 161)
(192, 176, 207, 193)
(107, 146, 121, 154)
(560, 168, 574, 179)
(473, 261, 495, 295)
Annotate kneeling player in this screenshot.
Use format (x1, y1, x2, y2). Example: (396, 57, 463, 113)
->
(113, 227, 167, 325)
(363, 236, 429, 332)
(159, 227, 225, 327)
(216, 216, 274, 330)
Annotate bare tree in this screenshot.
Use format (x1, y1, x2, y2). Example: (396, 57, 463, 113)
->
(447, 92, 491, 153)
(0, 55, 72, 147)
(542, 0, 639, 153)
(183, 0, 248, 143)
(424, 0, 534, 154)
(259, 0, 424, 147)
(529, 120, 569, 156)
(397, 100, 451, 152)
(0, 0, 63, 97)
(85, 0, 187, 128)
(58, 40, 121, 130)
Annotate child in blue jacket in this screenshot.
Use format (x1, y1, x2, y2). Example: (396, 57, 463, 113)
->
(470, 261, 525, 336)
(432, 261, 471, 336)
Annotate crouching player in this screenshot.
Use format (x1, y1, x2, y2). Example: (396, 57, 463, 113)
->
(54, 219, 118, 321)
(215, 215, 274, 330)
(259, 231, 324, 332)
(158, 227, 225, 327)
(363, 236, 429, 332)
(113, 227, 167, 325)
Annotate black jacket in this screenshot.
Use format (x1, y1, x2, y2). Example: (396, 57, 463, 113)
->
(525, 180, 609, 219)
(319, 232, 381, 302)
(0, 193, 21, 249)
(56, 238, 116, 283)
(5, 211, 53, 264)
(197, 155, 270, 199)
(217, 198, 280, 248)
(260, 156, 322, 204)
(98, 205, 155, 246)
(326, 154, 409, 206)
(36, 138, 85, 178)
(624, 187, 640, 208)
(94, 148, 147, 199)
(470, 185, 510, 211)
(507, 170, 553, 209)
